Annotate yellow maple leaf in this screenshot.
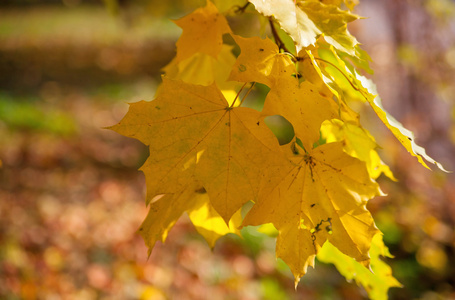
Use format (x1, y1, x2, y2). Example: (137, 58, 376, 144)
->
(139, 184, 242, 253)
(248, 0, 360, 54)
(110, 78, 288, 223)
(317, 0, 360, 11)
(138, 187, 196, 255)
(298, 49, 361, 124)
(261, 75, 339, 149)
(310, 46, 449, 172)
(357, 76, 449, 172)
(321, 119, 397, 180)
(164, 44, 237, 86)
(188, 191, 242, 249)
(228, 34, 296, 87)
(174, 0, 231, 62)
(162, 43, 240, 102)
(243, 142, 382, 284)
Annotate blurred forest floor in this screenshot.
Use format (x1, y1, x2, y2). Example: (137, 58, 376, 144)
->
(1, 1, 455, 299)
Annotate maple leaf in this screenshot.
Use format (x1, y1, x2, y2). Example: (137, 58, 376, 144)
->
(317, 234, 402, 300)
(174, 0, 231, 62)
(163, 44, 241, 102)
(318, 0, 359, 11)
(228, 35, 296, 87)
(138, 186, 197, 254)
(296, 49, 362, 126)
(309, 46, 449, 172)
(110, 78, 288, 223)
(248, 0, 360, 54)
(188, 191, 242, 248)
(164, 44, 237, 87)
(139, 185, 242, 253)
(243, 142, 382, 284)
(321, 119, 396, 180)
(356, 76, 449, 172)
(261, 75, 339, 149)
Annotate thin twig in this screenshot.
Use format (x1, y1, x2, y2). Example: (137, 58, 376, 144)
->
(234, 2, 250, 14)
(239, 82, 256, 107)
(269, 18, 292, 53)
(230, 82, 248, 108)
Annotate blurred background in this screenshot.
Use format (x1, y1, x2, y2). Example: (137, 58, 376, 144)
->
(0, 0, 454, 299)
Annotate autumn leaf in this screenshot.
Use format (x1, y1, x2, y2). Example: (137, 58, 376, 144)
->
(297, 49, 361, 125)
(343, 0, 359, 10)
(248, 0, 360, 54)
(164, 44, 237, 87)
(321, 119, 397, 180)
(162, 44, 241, 102)
(139, 185, 242, 253)
(319, 0, 359, 10)
(356, 75, 450, 172)
(110, 78, 288, 223)
(139, 187, 196, 254)
(318, 0, 359, 10)
(243, 142, 383, 284)
(188, 191, 242, 248)
(310, 46, 449, 171)
(261, 75, 339, 149)
(297, 1, 360, 54)
(228, 35, 296, 87)
(317, 233, 402, 300)
(174, 0, 231, 62)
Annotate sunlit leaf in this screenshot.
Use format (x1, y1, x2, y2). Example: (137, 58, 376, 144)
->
(308, 46, 449, 172)
(262, 75, 339, 149)
(188, 191, 242, 248)
(321, 119, 397, 180)
(243, 142, 383, 284)
(110, 78, 288, 224)
(248, 0, 360, 54)
(164, 44, 237, 86)
(174, 0, 231, 62)
(229, 34, 296, 87)
(317, 234, 402, 300)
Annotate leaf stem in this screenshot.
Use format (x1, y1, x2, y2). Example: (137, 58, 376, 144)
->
(239, 82, 256, 107)
(269, 18, 292, 54)
(234, 2, 250, 14)
(230, 82, 248, 108)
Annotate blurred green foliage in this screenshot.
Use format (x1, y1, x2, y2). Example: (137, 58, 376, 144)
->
(0, 93, 77, 135)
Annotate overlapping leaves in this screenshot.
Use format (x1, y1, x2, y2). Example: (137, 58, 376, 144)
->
(243, 142, 382, 284)
(248, 0, 360, 54)
(110, 0, 446, 297)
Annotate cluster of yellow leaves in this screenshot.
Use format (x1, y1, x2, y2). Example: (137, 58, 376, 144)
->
(110, 0, 446, 297)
